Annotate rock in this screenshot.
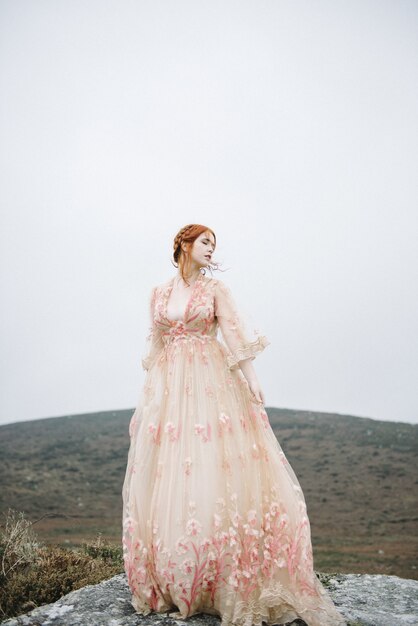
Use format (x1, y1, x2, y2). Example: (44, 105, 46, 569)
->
(1, 572, 417, 626)
(329, 572, 418, 625)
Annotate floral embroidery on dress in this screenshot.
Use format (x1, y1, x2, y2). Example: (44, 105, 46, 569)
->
(122, 486, 346, 625)
(164, 421, 181, 442)
(147, 422, 162, 445)
(186, 517, 202, 536)
(183, 457, 192, 476)
(205, 383, 215, 398)
(194, 422, 212, 442)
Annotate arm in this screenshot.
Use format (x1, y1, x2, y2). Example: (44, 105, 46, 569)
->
(214, 279, 270, 402)
(141, 286, 164, 371)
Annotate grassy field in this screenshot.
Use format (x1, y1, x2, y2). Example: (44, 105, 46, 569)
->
(0, 407, 416, 580)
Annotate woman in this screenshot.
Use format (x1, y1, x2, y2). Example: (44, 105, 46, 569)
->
(122, 224, 346, 626)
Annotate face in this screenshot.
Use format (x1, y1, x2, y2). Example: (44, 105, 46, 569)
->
(189, 231, 216, 267)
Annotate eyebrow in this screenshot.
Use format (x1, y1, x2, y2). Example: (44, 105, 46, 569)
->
(203, 236, 215, 245)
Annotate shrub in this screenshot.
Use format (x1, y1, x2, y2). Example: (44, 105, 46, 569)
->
(0, 508, 123, 621)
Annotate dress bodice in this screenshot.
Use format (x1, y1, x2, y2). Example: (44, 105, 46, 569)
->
(154, 273, 218, 344)
(142, 272, 270, 371)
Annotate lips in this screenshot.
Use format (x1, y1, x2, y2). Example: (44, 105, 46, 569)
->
(205, 255, 211, 260)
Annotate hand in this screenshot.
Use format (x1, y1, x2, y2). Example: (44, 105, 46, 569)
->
(238, 358, 265, 404)
(248, 380, 265, 405)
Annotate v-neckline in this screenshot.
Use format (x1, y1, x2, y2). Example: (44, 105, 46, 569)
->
(165, 273, 204, 323)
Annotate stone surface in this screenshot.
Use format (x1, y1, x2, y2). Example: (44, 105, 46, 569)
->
(1, 572, 418, 626)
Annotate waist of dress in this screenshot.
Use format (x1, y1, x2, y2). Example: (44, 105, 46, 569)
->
(161, 327, 218, 345)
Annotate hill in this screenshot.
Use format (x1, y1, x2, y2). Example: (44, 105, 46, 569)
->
(0, 407, 416, 580)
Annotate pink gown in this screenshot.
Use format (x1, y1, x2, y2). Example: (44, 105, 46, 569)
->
(122, 272, 346, 626)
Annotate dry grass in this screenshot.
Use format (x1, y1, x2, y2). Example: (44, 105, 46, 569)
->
(0, 508, 123, 621)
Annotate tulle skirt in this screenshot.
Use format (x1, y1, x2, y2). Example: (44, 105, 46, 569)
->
(122, 335, 346, 626)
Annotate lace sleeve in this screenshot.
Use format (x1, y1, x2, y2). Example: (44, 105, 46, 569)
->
(141, 286, 164, 371)
(214, 279, 270, 371)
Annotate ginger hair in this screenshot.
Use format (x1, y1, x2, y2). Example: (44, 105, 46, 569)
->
(172, 224, 220, 286)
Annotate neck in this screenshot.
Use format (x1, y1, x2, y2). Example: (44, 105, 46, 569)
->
(176, 268, 201, 284)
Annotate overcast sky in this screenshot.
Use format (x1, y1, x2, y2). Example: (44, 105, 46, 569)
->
(1, 0, 417, 427)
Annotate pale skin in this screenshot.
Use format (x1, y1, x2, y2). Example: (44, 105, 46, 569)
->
(171, 230, 266, 405)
